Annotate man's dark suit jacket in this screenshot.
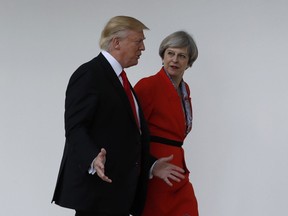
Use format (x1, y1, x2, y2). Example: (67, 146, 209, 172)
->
(52, 53, 153, 216)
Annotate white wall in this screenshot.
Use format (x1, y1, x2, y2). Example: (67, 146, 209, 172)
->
(1, 0, 287, 215)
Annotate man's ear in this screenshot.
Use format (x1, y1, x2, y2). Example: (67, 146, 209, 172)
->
(111, 37, 120, 49)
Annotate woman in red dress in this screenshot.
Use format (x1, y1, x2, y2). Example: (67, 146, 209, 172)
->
(134, 31, 199, 216)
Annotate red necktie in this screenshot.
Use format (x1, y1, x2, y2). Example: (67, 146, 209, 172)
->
(120, 71, 140, 128)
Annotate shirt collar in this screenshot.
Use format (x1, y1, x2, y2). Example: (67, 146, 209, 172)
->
(101, 50, 123, 77)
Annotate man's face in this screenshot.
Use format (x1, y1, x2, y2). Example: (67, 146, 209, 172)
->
(118, 30, 146, 68)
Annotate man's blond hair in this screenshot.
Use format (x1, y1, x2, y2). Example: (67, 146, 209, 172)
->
(99, 16, 149, 51)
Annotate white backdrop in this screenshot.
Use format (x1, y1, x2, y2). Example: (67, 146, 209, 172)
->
(1, 0, 287, 215)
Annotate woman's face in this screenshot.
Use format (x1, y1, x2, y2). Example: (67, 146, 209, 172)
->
(163, 47, 189, 81)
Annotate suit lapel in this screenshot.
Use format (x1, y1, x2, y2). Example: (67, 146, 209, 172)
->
(158, 69, 186, 135)
(97, 53, 140, 131)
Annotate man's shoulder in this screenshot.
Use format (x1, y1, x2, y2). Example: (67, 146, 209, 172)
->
(70, 54, 107, 77)
(78, 53, 105, 70)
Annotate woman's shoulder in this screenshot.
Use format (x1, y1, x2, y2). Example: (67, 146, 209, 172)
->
(135, 69, 164, 89)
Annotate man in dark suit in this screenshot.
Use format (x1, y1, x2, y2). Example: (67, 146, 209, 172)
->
(52, 16, 185, 216)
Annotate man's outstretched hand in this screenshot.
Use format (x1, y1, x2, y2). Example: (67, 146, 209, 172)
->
(93, 148, 112, 183)
(152, 155, 185, 186)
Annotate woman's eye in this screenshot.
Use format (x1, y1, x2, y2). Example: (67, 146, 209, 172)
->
(179, 54, 187, 59)
(167, 51, 174, 56)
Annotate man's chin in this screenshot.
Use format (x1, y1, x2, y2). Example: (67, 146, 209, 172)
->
(126, 61, 139, 68)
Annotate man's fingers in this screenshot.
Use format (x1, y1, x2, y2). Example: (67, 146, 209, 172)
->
(163, 165, 186, 185)
(159, 154, 173, 163)
(163, 177, 173, 187)
(170, 165, 185, 173)
(100, 148, 106, 155)
(95, 159, 105, 169)
(170, 170, 185, 179)
(93, 148, 112, 183)
(95, 166, 105, 176)
(101, 175, 112, 183)
(165, 162, 185, 173)
(96, 166, 112, 183)
(168, 175, 180, 183)
(168, 172, 184, 182)
(99, 175, 112, 183)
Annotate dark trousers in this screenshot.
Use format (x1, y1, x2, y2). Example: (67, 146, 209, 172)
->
(75, 210, 129, 216)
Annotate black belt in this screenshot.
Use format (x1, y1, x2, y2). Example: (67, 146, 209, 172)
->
(150, 136, 183, 147)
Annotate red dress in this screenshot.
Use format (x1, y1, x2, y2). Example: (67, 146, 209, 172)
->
(134, 68, 199, 216)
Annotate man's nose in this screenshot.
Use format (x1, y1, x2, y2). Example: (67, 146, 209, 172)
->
(140, 42, 145, 51)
